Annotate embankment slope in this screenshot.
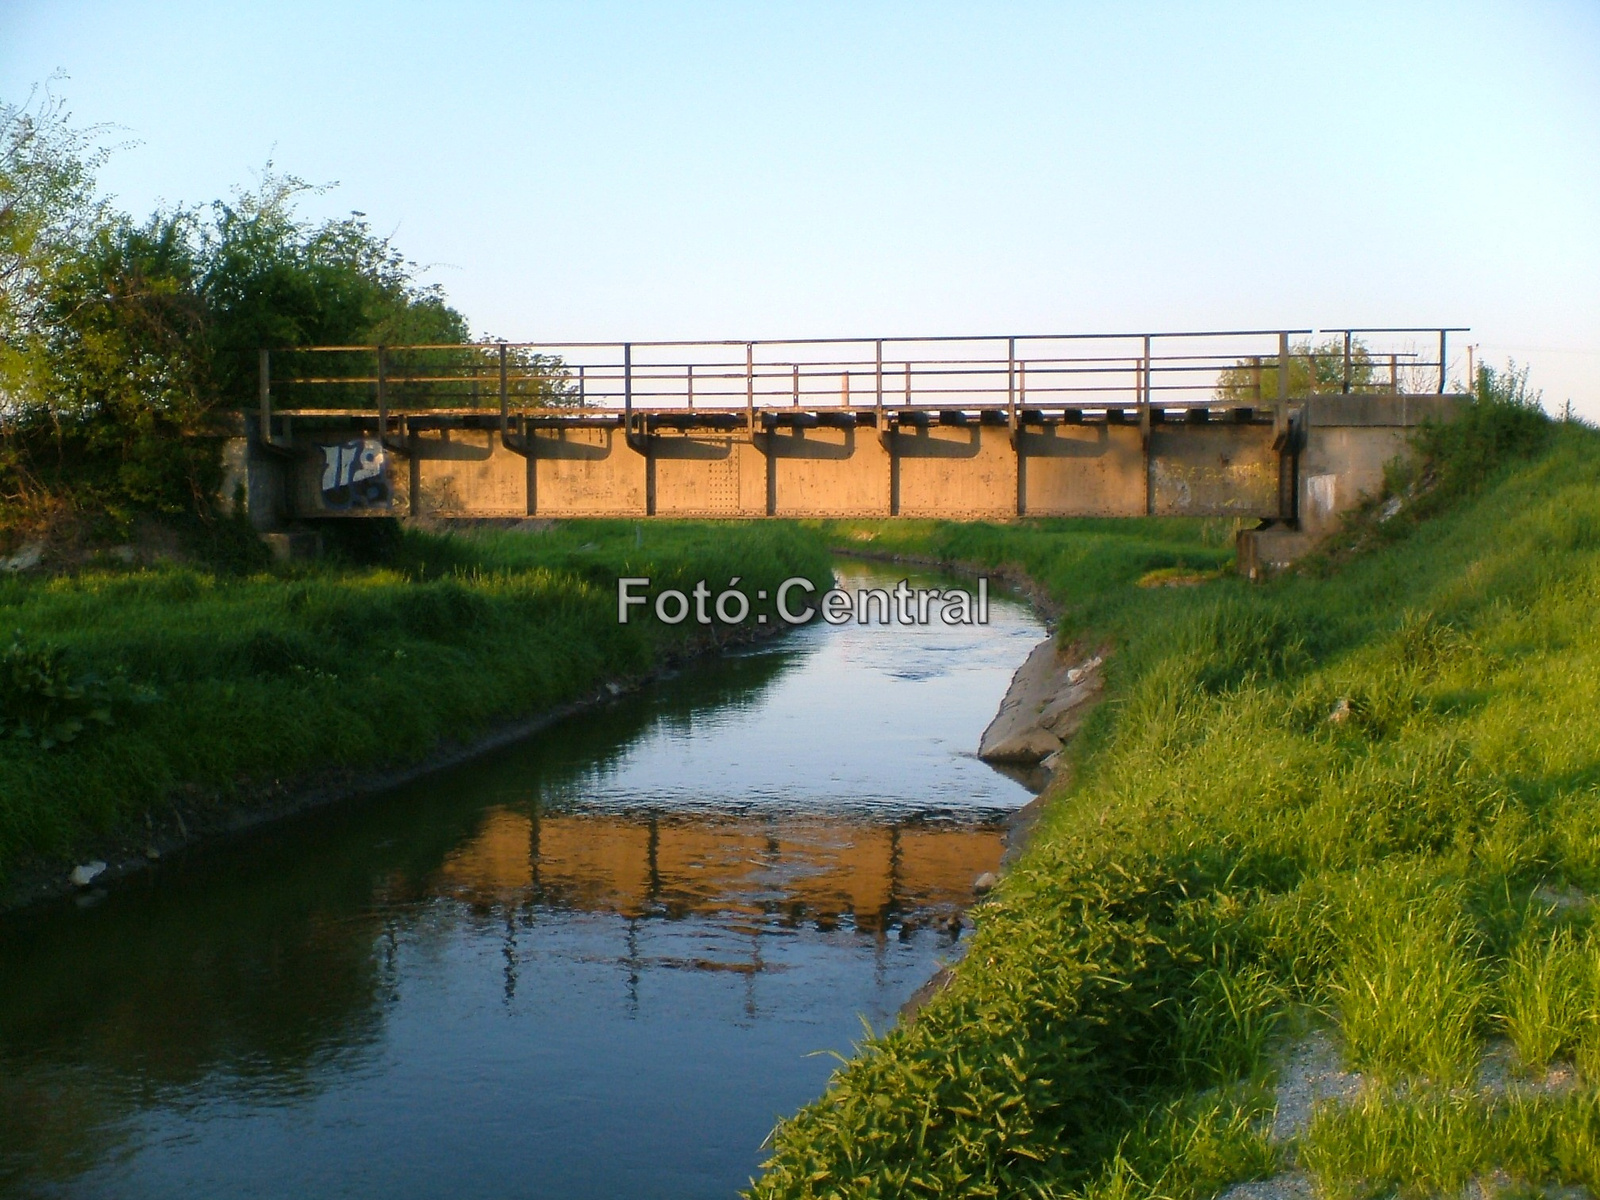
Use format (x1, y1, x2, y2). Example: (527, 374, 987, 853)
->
(752, 409, 1600, 1198)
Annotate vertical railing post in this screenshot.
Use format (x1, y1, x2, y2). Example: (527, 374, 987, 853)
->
(904, 361, 911, 405)
(1139, 334, 1152, 441)
(376, 345, 387, 440)
(1141, 334, 1154, 516)
(1342, 330, 1352, 394)
(1276, 331, 1289, 439)
(686, 362, 694, 410)
(498, 342, 509, 422)
(746, 342, 755, 432)
(1011, 339, 1023, 517)
(1438, 329, 1448, 394)
(623, 342, 633, 433)
(1389, 354, 1398, 394)
(1250, 355, 1262, 407)
(792, 363, 799, 407)
(875, 339, 883, 417)
(577, 364, 585, 406)
(258, 349, 271, 442)
(1007, 336, 1016, 431)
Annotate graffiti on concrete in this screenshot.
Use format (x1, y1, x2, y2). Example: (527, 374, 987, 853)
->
(319, 439, 391, 509)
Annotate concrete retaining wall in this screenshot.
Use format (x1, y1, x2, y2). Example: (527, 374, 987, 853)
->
(230, 395, 1464, 529)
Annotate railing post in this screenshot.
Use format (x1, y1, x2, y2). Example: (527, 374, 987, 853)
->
(904, 361, 911, 405)
(792, 363, 799, 407)
(377, 345, 387, 440)
(1012, 342, 1024, 517)
(258, 349, 271, 442)
(578, 364, 585, 406)
(875, 339, 883, 418)
(1342, 330, 1352, 394)
(1007, 336, 1016, 431)
(623, 342, 633, 432)
(1389, 354, 1398, 394)
(1438, 329, 1448, 394)
(1276, 331, 1289, 440)
(1139, 334, 1152, 443)
(687, 362, 694, 410)
(1250, 355, 1262, 406)
(499, 342, 509, 422)
(746, 342, 754, 433)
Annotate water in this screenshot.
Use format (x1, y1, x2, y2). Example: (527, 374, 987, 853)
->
(0, 564, 1045, 1199)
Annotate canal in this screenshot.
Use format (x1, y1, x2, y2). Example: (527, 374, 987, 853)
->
(0, 563, 1045, 1199)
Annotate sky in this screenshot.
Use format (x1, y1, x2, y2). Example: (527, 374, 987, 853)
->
(4, 1, 1598, 415)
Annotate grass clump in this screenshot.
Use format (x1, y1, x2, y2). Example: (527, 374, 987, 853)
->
(1302, 1091, 1600, 1198)
(1500, 926, 1600, 1076)
(1330, 890, 1484, 1084)
(752, 396, 1600, 1196)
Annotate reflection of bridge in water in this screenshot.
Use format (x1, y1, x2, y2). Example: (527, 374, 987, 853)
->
(232, 327, 1467, 537)
(431, 807, 1004, 936)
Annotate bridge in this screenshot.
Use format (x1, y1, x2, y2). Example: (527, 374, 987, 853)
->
(226, 327, 1466, 546)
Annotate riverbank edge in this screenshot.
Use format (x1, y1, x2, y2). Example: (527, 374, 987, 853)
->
(0, 616, 792, 918)
(829, 541, 1100, 850)
(827, 545, 1109, 1025)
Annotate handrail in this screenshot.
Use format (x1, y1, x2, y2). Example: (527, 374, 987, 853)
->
(252, 327, 1470, 444)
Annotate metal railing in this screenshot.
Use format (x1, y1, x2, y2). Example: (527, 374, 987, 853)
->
(255, 327, 1469, 442)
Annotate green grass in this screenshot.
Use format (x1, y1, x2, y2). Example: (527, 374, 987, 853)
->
(750, 405, 1600, 1197)
(1301, 1091, 1600, 1198)
(0, 519, 830, 878)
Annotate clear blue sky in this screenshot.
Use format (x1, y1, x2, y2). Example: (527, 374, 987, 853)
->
(4, 1, 1597, 414)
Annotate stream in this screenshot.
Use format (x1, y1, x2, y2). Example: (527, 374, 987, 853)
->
(0, 563, 1045, 1199)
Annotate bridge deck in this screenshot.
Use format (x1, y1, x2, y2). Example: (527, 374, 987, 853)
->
(229, 328, 1466, 530)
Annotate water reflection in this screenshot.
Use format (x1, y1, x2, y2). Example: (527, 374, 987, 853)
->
(0, 564, 1044, 1200)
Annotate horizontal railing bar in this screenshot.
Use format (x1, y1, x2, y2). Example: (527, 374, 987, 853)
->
(272, 386, 1425, 419)
(267, 328, 1340, 354)
(275, 352, 1432, 384)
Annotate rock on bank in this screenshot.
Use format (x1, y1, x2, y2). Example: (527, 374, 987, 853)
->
(978, 638, 1104, 766)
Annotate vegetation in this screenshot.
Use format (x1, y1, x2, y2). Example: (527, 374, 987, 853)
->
(0, 519, 829, 881)
(0, 85, 569, 546)
(751, 377, 1600, 1197)
(1213, 334, 1384, 405)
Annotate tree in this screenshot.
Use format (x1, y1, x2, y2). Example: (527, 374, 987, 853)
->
(2, 87, 573, 530)
(0, 82, 111, 358)
(1213, 335, 1380, 405)
(27, 210, 216, 512)
(199, 168, 471, 411)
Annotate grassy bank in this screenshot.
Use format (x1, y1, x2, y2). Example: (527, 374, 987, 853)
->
(753, 407, 1600, 1197)
(0, 520, 830, 884)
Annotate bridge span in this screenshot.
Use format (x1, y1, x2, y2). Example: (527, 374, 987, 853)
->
(227, 328, 1466, 540)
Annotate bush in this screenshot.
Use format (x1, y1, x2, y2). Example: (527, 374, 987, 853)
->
(1403, 362, 1551, 514)
(0, 632, 114, 749)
